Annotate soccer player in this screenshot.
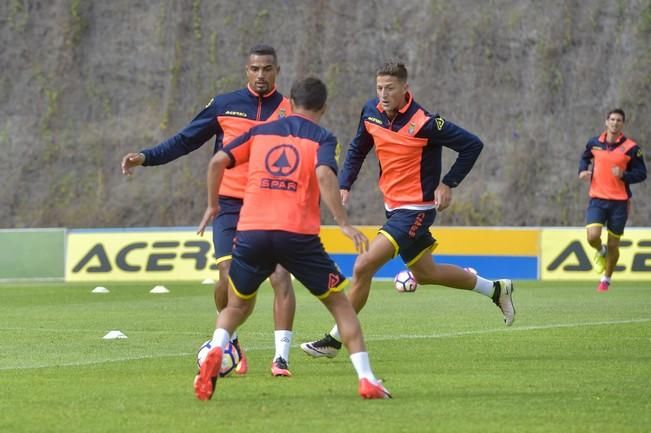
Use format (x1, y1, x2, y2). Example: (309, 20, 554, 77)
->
(578, 108, 647, 292)
(193, 77, 391, 401)
(120, 45, 296, 376)
(301, 62, 516, 358)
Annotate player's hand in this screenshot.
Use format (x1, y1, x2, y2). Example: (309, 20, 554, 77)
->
(121, 152, 145, 175)
(578, 170, 592, 181)
(611, 166, 623, 178)
(340, 189, 350, 207)
(197, 205, 219, 236)
(434, 183, 452, 211)
(340, 225, 369, 254)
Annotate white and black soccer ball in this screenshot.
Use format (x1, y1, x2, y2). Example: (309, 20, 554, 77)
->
(394, 270, 417, 293)
(196, 340, 241, 377)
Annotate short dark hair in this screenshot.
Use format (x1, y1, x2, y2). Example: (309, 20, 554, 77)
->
(290, 77, 327, 111)
(376, 62, 408, 82)
(607, 108, 626, 122)
(249, 44, 277, 64)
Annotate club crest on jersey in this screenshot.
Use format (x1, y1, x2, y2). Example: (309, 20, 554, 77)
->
(408, 122, 416, 135)
(278, 108, 287, 118)
(435, 116, 445, 131)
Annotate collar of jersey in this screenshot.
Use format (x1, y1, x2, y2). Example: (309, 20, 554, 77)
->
(288, 113, 317, 124)
(246, 84, 278, 99)
(598, 131, 626, 145)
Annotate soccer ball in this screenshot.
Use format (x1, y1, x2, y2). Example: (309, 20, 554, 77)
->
(394, 270, 417, 293)
(196, 340, 241, 377)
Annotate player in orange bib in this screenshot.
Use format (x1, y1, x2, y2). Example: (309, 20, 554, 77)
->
(120, 45, 295, 375)
(578, 108, 647, 292)
(301, 62, 516, 359)
(194, 77, 391, 401)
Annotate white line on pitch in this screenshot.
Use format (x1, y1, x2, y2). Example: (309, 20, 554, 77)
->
(0, 318, 648, 371)
(372, 318, 651, 340)
(1, 318, 649, 339)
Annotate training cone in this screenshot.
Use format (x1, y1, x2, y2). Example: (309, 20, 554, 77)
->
(102, 330, 128, 340)
(150, 285, 170, 294)
(92, 286, 110, 293)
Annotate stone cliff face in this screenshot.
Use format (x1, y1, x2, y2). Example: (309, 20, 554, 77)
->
(1, 0, 649, 228)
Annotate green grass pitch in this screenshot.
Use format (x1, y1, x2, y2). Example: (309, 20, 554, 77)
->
(1, 280, 649, 433)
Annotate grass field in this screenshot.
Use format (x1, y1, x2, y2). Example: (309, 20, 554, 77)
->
(1, 280, 650, 433)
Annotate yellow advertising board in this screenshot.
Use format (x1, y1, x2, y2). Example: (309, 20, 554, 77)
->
(66, 226, 541, 282)
(541, 228, 651, 280)
(66, 229, 220, 282)
(320, 226, 539, 254)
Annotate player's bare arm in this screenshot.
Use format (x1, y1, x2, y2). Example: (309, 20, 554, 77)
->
(578, 170, 592, 181)
(197, 151, 230, 235)
(340, 189, 350, 207)
(318, 166, 369, 253)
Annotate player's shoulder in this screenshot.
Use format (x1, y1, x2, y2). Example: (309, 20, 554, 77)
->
(624, 136, 639, 147)
(586, 135, 602, 146)
(411, 101, 447, 134)
(292, 116, 336, 142)
(254, 116, 334, 142)
(210, 88, 249, 107)
(357, 98, 383, 126)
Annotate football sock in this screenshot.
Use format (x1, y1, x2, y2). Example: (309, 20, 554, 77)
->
(274, 330, 292, 362)
(600, 275, 611, 283)
(230, 330, 238, 342)
(329, 325, 341, 342)
(599, 245, 607, 256)
(350, 352, 377, 382)
(472, 275, 495, 297)
(211, 328, 230, 350)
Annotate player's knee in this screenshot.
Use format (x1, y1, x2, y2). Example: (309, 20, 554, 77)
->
(352, 254, 378, 277)
(410, 268, 431, 284)
(410, 268, 424, 283)
(229, 298, 254, 319)
(586, 233, 601, 245)
(269, 268, 293, 293)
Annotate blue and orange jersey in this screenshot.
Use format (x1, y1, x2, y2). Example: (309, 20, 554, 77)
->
(222, 115, 339, 235)
(140, 85, 291, 199)
(339, 92, 483, 209)
(579, 131, 647, 200)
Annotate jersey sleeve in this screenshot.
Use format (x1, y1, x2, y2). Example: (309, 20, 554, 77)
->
(578, 140, 594, 174)
(339, 107, 375, 190)
(141, 99, 222, 166)
(316, 132, 339, 174)
(622, 146, 647, 184)
(422, 116, 483, 187)
(222, 129, 253, 168)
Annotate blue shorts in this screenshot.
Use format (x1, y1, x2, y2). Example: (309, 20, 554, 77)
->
(585, 198, 629, 237)
(380, 208, 437, 266)
(212, 197, 243, 263)
(229, 230, 347, 299)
